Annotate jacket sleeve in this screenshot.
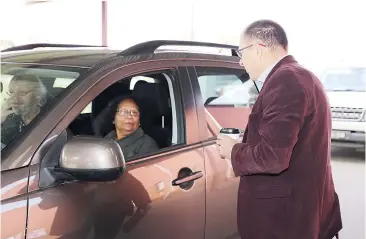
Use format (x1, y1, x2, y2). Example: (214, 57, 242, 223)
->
(231, 70, 307, 176)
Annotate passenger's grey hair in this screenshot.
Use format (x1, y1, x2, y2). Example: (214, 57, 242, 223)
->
(11, 74, 48, 107)
(243, 19, 288, 50)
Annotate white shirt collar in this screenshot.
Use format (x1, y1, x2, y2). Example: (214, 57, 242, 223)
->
(255, 54, 288, 91)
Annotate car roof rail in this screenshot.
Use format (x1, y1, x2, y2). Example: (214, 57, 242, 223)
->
(1, 43, 107, 52)
(117, 40, 239, 57)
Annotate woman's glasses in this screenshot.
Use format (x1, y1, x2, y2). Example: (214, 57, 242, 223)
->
(116, 109, 140, 117)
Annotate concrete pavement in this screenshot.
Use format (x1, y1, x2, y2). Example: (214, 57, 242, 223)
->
(331, 147, 365, 239)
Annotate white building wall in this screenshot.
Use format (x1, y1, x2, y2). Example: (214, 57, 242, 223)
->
(107, 0, 195, 49)
(0, 0, 101, 48)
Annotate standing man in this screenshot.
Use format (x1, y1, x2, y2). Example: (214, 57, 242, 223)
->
(217, 20, 342, 239)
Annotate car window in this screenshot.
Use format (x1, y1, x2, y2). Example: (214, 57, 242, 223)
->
(208, 79, 258, 106)
(0, 74, 13, 105)
(53, 78, 91, 114)
(42, 71, 182, 164)
(53, 77, 75, 88)
(0, 63, 84, 153)
(196, 66, 258, 138)
(130, 76, 156, 90)
(321, 67, 366, 92)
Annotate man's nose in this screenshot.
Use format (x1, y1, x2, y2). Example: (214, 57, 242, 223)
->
(10, 94, 20, 101)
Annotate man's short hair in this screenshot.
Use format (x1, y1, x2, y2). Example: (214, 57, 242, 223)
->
(243, 19, 288, 50)
(11, 74, 48, 107)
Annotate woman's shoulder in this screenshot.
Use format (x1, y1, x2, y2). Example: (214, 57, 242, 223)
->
(104, 131, 116, 139)
(140, 132, 159, 149)
(141, 133, 157, 144)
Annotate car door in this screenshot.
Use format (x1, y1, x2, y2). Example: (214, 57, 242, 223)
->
(24, 59, 206, 239)
(185, 61, 258, 239)
(1, 167, 29, 239)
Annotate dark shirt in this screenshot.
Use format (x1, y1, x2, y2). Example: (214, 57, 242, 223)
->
(105, 127, 159, 160)
(1, 113, 26, 146)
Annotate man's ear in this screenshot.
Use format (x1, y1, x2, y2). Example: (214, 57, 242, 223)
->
(36, 95, 47, 107)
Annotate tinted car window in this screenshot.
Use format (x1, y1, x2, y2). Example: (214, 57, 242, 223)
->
(208, 79, 258, 106)
(0, 63, 84, 153)
(196, 66, 257, 136)
(197, 70, 257, 107)
(53, 77, 92, 114)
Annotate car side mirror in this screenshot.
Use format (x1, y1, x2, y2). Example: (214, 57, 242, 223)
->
(57, 136, 126, 182)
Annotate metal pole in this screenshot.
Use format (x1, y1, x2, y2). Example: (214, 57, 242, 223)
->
(190, 1, 195, 40)
(102, 1, 108, 46)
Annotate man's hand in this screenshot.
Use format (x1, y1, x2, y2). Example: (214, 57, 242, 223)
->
(1, 98, 15, 123)
(216, 134, 238, 160)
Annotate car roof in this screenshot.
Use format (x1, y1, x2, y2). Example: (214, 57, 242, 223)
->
(1, 41, 240, 68)
(1, 48, 120, 68)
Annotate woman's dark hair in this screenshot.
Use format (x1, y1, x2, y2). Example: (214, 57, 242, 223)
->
(94, 95, 143, 136)
(112, 95, 143, 120)
(114, 95, 140, 111)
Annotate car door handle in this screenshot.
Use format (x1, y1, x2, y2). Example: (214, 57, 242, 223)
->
(172, 171, 203, 186)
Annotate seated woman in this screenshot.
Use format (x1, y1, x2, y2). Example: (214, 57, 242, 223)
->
(105, 96, 159, 159)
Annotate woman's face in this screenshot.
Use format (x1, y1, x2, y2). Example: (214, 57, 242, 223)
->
(114, 99, 140, 135)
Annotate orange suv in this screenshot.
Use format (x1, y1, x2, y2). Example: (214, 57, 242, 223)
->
(1, 41, 258, 239)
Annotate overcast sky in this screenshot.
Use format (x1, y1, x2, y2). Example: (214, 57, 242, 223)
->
(1, 0, 364, 74)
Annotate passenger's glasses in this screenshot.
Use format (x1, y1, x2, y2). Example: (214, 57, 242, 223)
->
(116, 109, 140, 117)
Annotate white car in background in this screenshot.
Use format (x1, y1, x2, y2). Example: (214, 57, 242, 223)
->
(321, 67, 365, 149)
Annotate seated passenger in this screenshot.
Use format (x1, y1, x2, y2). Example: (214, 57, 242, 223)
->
(105, 96, 159, 159)
(1, 75, 48, 147)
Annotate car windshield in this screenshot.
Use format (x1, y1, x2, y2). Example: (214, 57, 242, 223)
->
(0, 63, 86, 151)
(322, 67, 366, 92)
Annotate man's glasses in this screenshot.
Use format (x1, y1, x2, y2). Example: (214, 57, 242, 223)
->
(235, 43, 266, 59)
(116, 109, 140, 117)
(7, 90, 33, 97)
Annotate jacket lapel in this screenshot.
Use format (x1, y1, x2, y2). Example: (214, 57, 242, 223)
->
(242, 55, 297, 143)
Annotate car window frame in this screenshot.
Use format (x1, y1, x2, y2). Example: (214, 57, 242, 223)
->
(24, 59, 200, 170)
